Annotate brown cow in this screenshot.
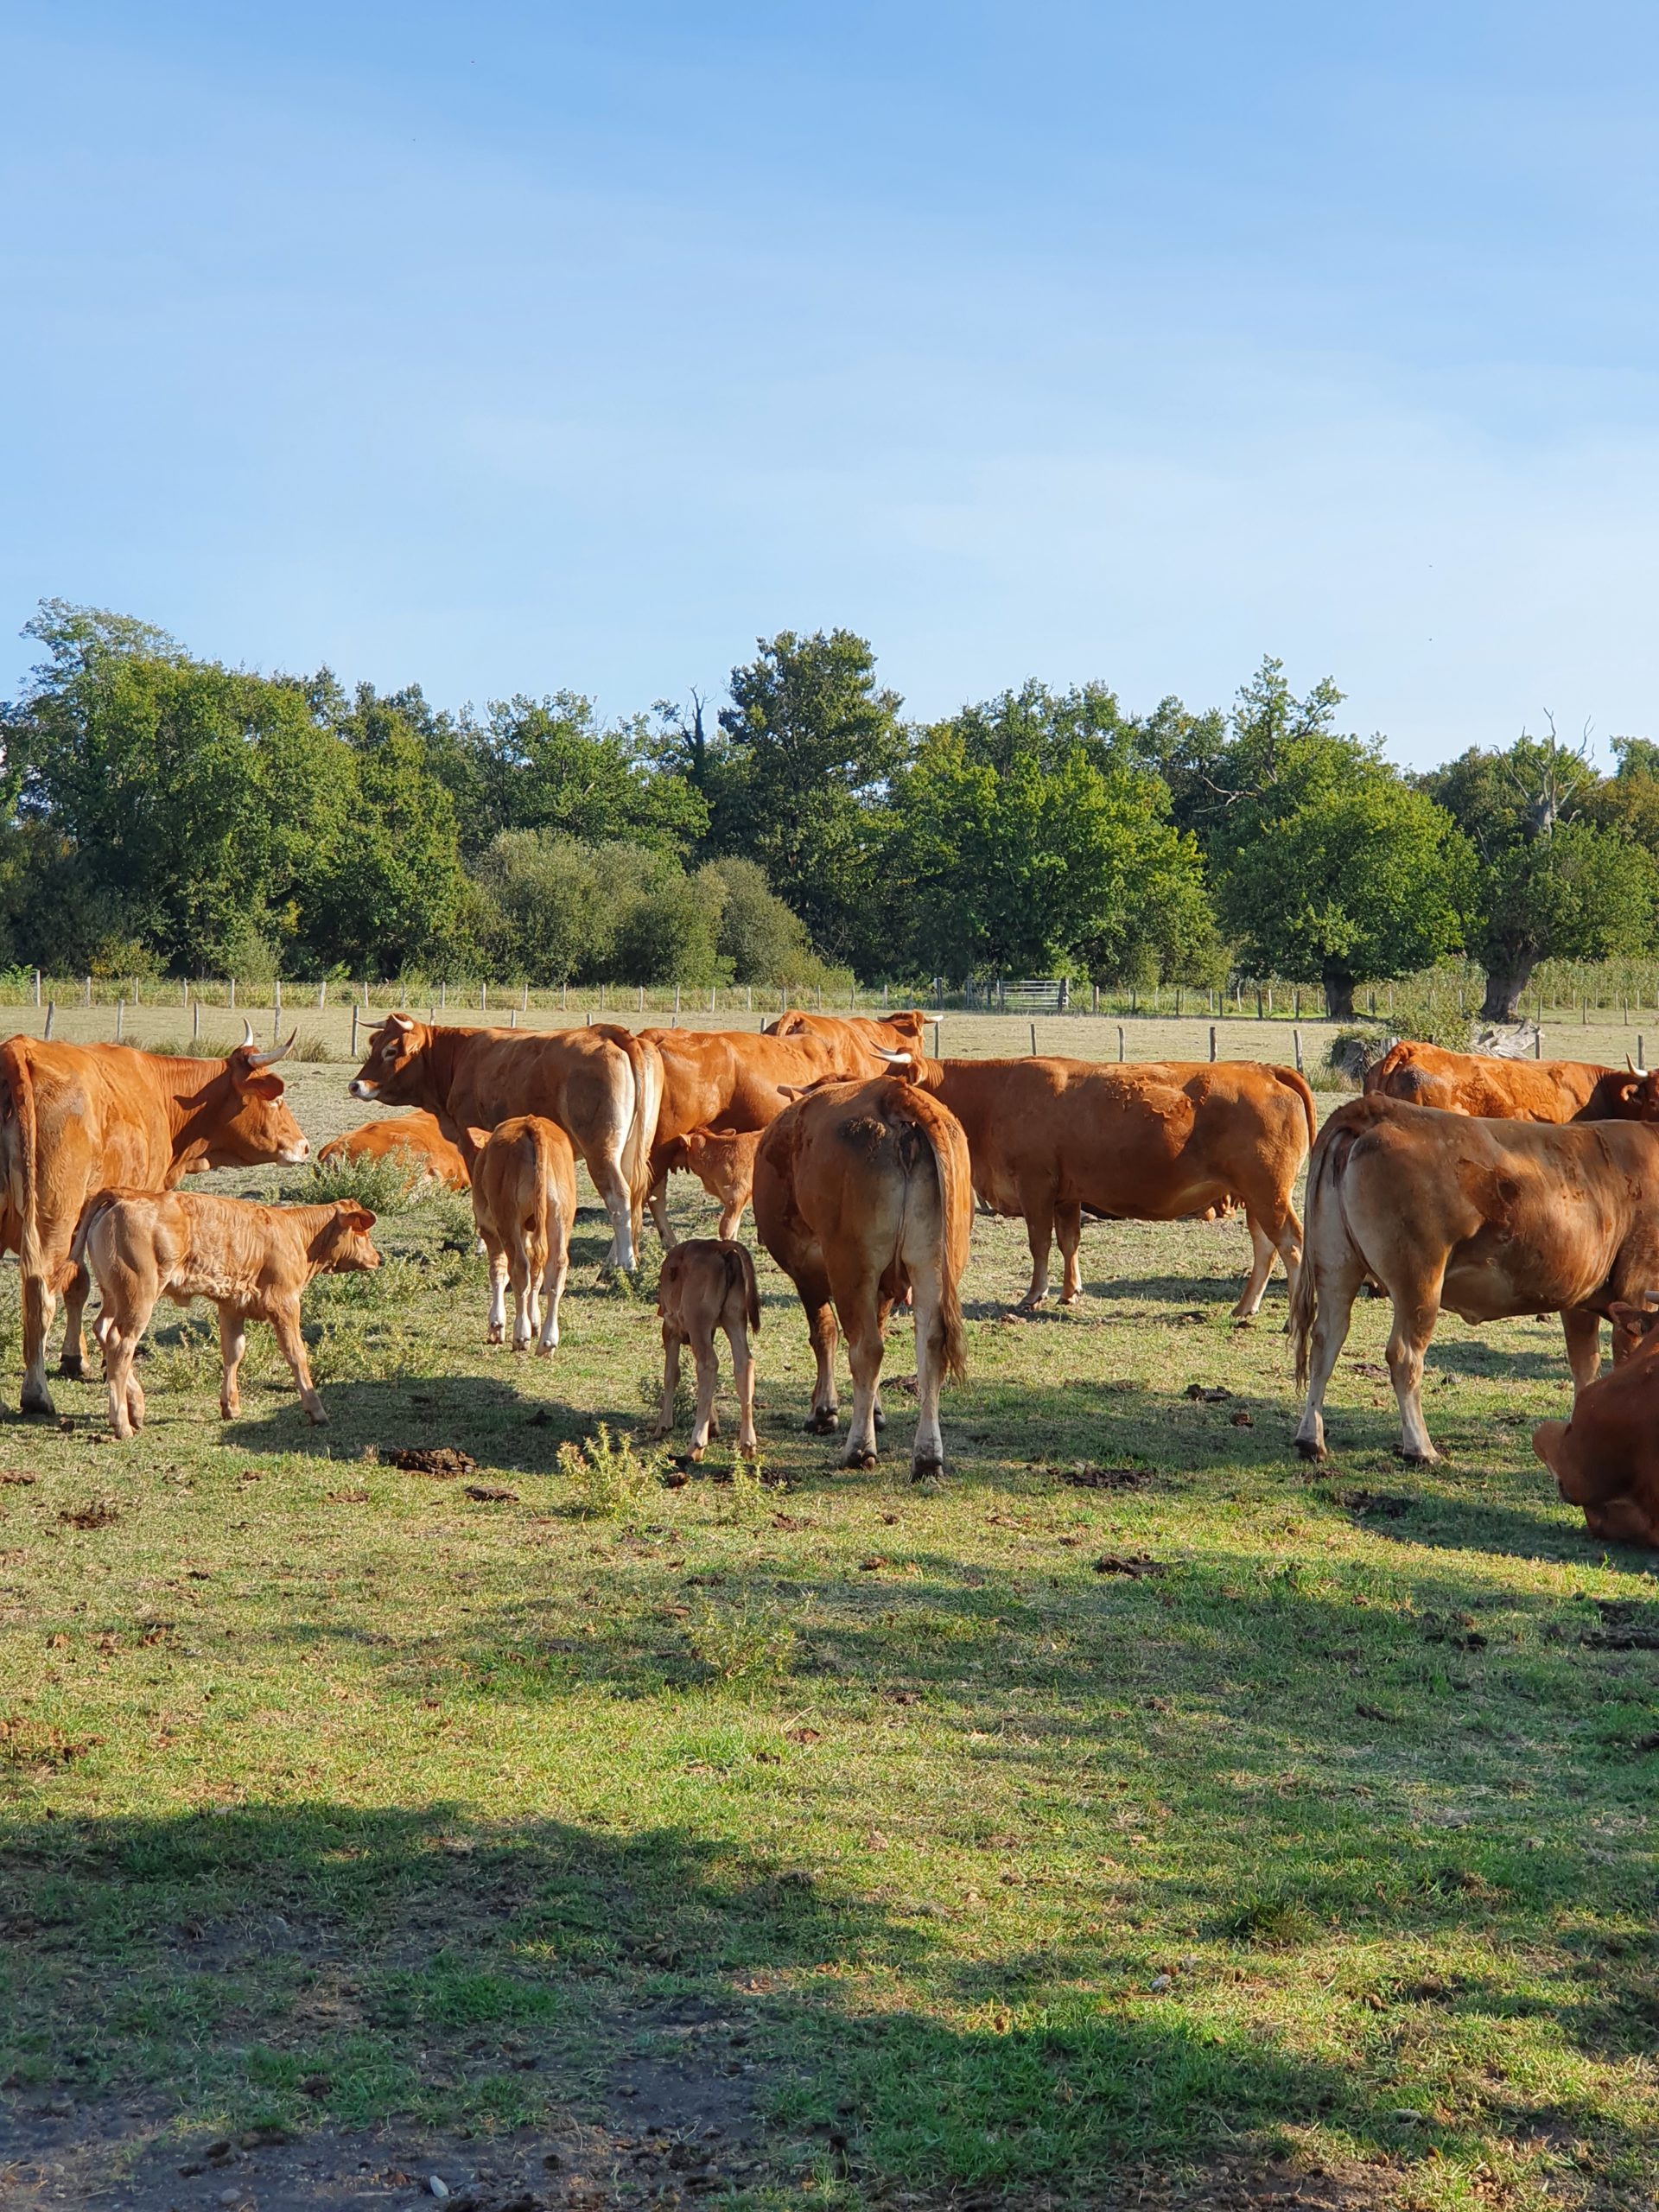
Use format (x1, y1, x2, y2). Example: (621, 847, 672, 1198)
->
(0, 1029, 309, 1417)
(1364, 1039, 1655, 1122)
(877, 1052, 1313, 1316)
(766, 1007, 929, 1055)
(318, 1110, 470, 1191)
(752, 1066, 971, 1476)
(640, 1024, 887, 1248)
(654, 1127, 764, 1239)
(346, 1016, 660, 1272)
(653, 1238, 760, 1461)
(73, 1191, 380, 1438)
(465, 1115, 577, 1352)
(1292, 1094, 1659, 1464)
(1533, 1301, 1659, 1549)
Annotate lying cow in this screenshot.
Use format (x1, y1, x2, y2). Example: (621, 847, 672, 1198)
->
(318, 1110, 471, 1191)
(467, 1116, 576, 1353)
(1533, 1301, 1659, 1548)
(73, 1191, 380, 1438)
(1364, 1040, 1656, 1122)
(1292, 1094, 1659, 1464)
(0, 1027, 308, 1416)
(753, 1065, 971, 1477)
(655, 1127, 763, 1240)
(876, 1052, 1312, 1317)
(766, 1007, 929, 1056)
(653, 1238, 760, 1461)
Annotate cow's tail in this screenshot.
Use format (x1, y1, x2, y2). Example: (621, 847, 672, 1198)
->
(68, 1188, 121, 1275)
(728, 1241, 761, 1335)
(619, 1030, 664, 1224)
(1269, 1065, 1318, 1154)
(1291, 1109, 1364, 1389)
(0, 1039, 41, 1282)
(526, 1120, 560, 1281)
(892, 1081, 971, 1384)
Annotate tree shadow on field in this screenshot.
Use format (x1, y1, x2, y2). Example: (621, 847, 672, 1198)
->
(0, 1796, 1626, 2209)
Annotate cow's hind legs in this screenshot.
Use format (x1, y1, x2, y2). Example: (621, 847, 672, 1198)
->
(909, 1271, 948, 1479)
(795, 1262, 841, 1434)
(270, 1304, 327, 1424)
(1234, 1214, 1278, 1320)
(1018, 1198, 1054, 1309)
(483, 1237, 509, 1344)
(842, 1304, 884, 1470)
(20, 1274, 57, 1418)
(726, 1313, 758, 1459)
(1293, 1249, 1366, 1462)
(58, 1262, 92, 1379)
(1386, 1294, 1442, 1464)
(1560, 1307, 1604, 1395)
(1055, 1204, 1084, 1306)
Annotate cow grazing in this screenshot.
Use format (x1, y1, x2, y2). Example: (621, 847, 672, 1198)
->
(640, 1024, 888, 1249)
(1533, 1302, 1659, 1549)
(752, 1067, 972, 1477)
(346, 1016, 660, 1272)
(653, 1238, 760, 1461)
(655, 1127, 763, 1239)
(878, 1053, 1313, 1317)
(1292, 1094, 1659, 1465)
(72, 1191, 380, 1439)
(318, 1110, 470, 1191)
(0, 1029, 309, 1417)
(466, 1115, 577, 1353)
(1364, 1040, 1656, 1122)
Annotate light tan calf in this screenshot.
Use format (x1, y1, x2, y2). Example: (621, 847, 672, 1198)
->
(655, 1127, 764, 1241)
(467, 1116, 577, 1352)
(653, 1239, 760, 1461)
(73, 1191, 379, 1439)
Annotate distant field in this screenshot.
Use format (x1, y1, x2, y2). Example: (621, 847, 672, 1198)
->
(10, 999, 1659, 1075)
(0, 1062, 1653, 2209)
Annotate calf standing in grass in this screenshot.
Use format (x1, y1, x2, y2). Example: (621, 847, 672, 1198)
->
(654, 1239, 760, 1461)
(467, 1116, 577, 1352)
(73, 1192, 380, 1438)
(652, 1127, 763, 1243)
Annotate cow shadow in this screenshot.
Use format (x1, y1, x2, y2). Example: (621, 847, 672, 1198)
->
(221, 1373, 604, 1471)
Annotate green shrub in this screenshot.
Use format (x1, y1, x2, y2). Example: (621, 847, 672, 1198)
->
(556, 1423, 665, 1517)
(686, 1598, 799, 1688)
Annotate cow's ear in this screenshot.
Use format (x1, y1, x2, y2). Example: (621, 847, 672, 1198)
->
(238, 1071, 286, 1101)
(339, 1205, 376, 1231)
(466, 1127, 493, 1153)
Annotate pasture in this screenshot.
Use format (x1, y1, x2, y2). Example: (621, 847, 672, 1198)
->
(0, 1039, 1654, 2212)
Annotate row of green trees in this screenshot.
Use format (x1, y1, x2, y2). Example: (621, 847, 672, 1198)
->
(3, 599, 1656, 1021)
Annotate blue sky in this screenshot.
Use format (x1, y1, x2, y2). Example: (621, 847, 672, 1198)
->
(3, 1, 1657, 763)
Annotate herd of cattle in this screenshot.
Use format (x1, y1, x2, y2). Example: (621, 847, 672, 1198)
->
(0, 1016, 1655, 1544)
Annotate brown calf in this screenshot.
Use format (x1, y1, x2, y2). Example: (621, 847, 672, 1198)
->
(1533, 1300, 1659, 1549)
(318, 1110, 471, 1191)
(73, 1192, 380, 1439)
(655, 1127, 764, 1240)
(653, 1239, 760, 1460)
(466, 1116, 577, 1353)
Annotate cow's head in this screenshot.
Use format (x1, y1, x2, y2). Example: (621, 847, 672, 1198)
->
(349, 1013, 426, 1104)
(318, 1202, 381, 1274)
(871, 1047, 933, 1088)
(881, 1010, 928, 1045)
(1620, 1058, 1659, 1120)
(200, 1029, 309, 1166)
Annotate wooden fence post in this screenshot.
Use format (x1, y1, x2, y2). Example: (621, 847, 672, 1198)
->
(84, 976, 91, 1006)
(1029, 1022, 1038, 1056)
(1294, 1027, 1303, 1071)
(1117, 1025, 1125, 1062)
(229, 977, 236, 1010)
(115, 998, 124, 1041)
(192, 999, 200, 1041)
(43, 1002, 54, 1039)
(32, 969, 40, 1008)
(1209, 1025, 1217, 1063)
(351, 1004, 359, 1057)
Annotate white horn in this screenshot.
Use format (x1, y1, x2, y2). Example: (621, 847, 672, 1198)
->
(241, 1020, 257, 1049)
(248, 1027, 296, 1070)
(874, 1047, 914, 1065)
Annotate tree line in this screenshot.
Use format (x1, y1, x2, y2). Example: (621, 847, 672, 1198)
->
(3, 598, 1656, 1024)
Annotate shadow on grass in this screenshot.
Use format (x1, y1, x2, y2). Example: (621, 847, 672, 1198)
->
(3, 1797, 1641, 2203)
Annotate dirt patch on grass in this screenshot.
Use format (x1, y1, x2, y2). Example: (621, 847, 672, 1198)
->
(387, 1446, 478, 1478)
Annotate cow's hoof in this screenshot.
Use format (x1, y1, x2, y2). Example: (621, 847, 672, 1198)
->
(486, 1326, 505, 1345)
(842, 1447, 878, 1471)
(57, 1355, 84, 1381)
(1398, 1448, 1440, 1467)
(911, 1453, 944, 1481)
(1294, 1438, 1326, 1464)
(512, 1339, 531, 1355)
(804, 1410, 840, 1435)
(20, 1389, 55, 1421)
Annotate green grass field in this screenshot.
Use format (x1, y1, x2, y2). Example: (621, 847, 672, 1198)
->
(0, 1049, 1654, 2211)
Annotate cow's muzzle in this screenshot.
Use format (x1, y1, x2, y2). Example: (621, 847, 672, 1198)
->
(283, 1141, 310, 1163)
(348, 1079, 376, 1101)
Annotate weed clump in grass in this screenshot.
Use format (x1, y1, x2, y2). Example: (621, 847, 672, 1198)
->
(301, 1152, 425, 1217)
(557, 1422, 665, 1517)
(686, 1599, 799, 1689)
(1225, 1892, 1319, 1948)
